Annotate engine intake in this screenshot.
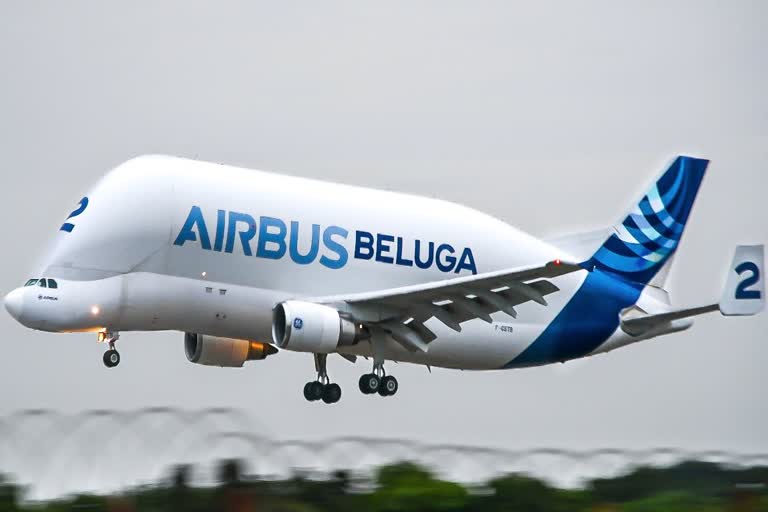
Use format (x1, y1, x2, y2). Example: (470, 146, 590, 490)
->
(184, 333, 277, 367)
(272, 301, 369, 353)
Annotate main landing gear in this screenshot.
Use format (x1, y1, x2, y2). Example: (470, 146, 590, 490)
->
(303, 354, 341, 404)
(358, 362, 398, 397)
(99, 331, 121, 368)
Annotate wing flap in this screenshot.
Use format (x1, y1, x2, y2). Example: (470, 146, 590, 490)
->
(381, 321, 432, 352)
(319, 260, 580, 307)
(313, 259, 583, 352)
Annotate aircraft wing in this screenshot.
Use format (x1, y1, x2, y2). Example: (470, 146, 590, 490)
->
(317, 259, 584, 353)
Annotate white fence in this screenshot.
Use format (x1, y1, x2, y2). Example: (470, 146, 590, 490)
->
(2, 408, 766, 501)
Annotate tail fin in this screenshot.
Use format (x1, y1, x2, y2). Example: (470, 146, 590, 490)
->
(585, 155, 709, 285)
(720, 244, 765, 316)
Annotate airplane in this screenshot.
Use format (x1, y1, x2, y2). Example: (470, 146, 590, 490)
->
(3, 155, 764, 404)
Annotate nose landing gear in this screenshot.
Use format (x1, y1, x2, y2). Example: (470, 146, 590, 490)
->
(303, 354, 341, 404)
(99, 332, 121, 368)
(103, 349, 120, 368)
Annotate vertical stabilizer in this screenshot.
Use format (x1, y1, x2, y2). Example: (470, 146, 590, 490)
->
(720, 245, 765, 316)
(585, 156, 709, 285)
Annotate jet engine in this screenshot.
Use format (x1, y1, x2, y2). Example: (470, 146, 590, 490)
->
(184, 333, 278, 367)
(272, 300, 369, 353)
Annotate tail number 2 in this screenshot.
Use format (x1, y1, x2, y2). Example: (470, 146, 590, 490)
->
(735, 261, 761, 300)
(60, 197, 89, 233)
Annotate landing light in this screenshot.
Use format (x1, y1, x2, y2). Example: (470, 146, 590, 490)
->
(201, 271, 207, 278)
(91, 305, 100, 316)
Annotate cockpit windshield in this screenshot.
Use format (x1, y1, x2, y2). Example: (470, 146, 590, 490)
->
(24, 278, 58, 288)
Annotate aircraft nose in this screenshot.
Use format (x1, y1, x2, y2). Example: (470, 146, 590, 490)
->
(4, 288, 24, 320)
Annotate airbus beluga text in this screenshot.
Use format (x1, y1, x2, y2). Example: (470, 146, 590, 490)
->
(4, 155, 764, 404)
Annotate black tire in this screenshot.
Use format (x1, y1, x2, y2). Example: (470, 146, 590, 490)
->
(322, 383, 342, 404)
(380, 375, 398, 397)
(303, 382, 313, 401)
(103, 350, 120, 368)
(360, 374, 380, 395)
(306, 381, 324, 401)
(358, 375, 368, 394)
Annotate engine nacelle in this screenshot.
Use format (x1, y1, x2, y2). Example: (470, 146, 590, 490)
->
(184, 333, 278, 367)
(272, 301, 369, 353)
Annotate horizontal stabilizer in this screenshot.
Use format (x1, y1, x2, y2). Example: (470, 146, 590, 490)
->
(621, 304, 718, 337)
(620, 245, 764, 337)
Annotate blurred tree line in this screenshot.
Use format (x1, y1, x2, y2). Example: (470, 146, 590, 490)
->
(1, 459, 767, 511)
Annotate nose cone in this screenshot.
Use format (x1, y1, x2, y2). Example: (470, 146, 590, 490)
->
(4, 288, 24, 321)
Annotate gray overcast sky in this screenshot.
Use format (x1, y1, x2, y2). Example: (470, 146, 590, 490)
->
(0, 1, 766, 452)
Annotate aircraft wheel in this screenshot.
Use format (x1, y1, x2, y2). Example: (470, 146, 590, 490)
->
(322, 383, 342, 404)
(379, 375, 398, 397)
(103, 349, 120, 368)
(304, 381, 324, 401)
(359, 374, 380, 395)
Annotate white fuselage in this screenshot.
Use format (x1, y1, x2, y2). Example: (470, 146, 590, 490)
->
(6, 156, 661, 370)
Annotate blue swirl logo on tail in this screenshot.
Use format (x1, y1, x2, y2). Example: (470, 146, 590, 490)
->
(507, 155, 709, 368)
(586, 156, 708, 285)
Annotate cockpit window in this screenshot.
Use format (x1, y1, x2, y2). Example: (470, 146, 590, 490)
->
(24, 277, 59, 288)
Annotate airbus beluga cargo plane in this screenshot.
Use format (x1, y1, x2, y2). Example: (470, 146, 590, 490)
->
(4, 155, 764, 404)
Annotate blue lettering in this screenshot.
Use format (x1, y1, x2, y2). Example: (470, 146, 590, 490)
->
(414, 240, 434, 269)
(176, 207, 474, 274)
(256, 216, 287, 259)
(174, 206, 211, 250)
(455, 248, 477, 274)
(435, 243, 456, 272)
(225, 211, 257, 255)
(213, 209, 226, 252)
(376, 234, 395, 264)
(320, 226, 349, 269)
(289, 221, 320, 265)
(355, 230, 375, 260)
(395, 237, 413, 266)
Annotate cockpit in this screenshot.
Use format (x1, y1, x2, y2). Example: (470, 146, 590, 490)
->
(24, 278, 59, 289)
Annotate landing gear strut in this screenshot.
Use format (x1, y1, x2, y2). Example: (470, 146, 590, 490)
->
(359, 360, 398, 397)
(303, 354, 341, 404)
(100, 332, 121, 368)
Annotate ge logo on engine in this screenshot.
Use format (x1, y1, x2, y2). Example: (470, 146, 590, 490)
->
(293, 318, 304, 330)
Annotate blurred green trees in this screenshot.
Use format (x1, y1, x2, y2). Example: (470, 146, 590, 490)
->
(0, 460, 766, 511)
(370, 462, 468, 512)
